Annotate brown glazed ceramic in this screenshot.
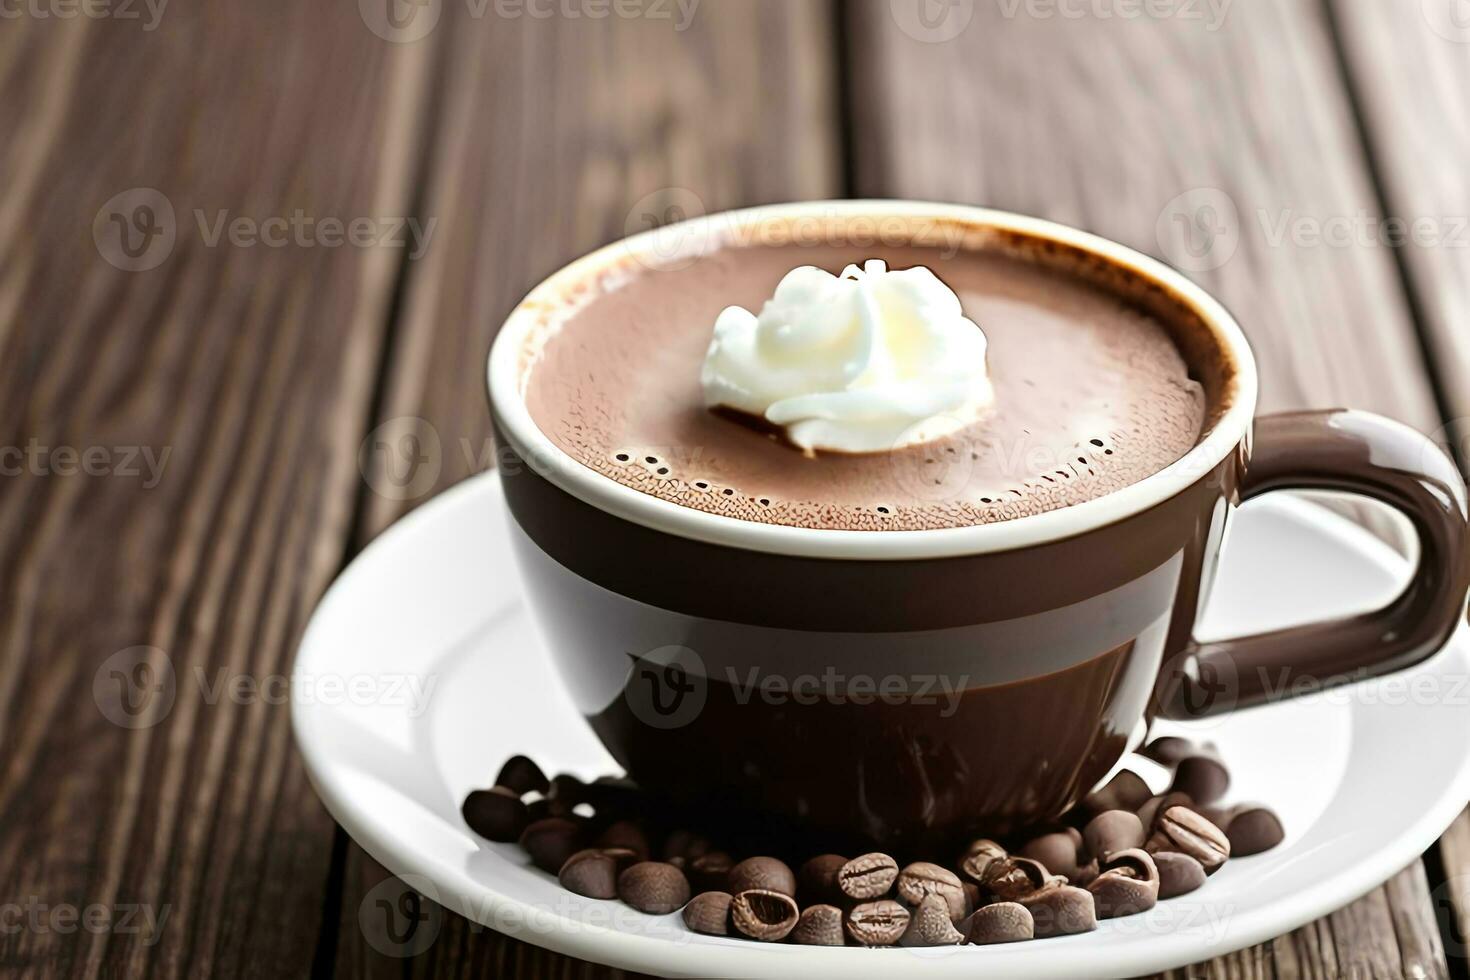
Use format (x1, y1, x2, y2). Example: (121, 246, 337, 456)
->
(486, 203, 1470, 852)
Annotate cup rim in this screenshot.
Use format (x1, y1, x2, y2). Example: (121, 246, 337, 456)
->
(487, 199, 1258, 560)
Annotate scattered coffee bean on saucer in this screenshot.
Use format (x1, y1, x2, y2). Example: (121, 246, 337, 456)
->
(476, 751, 1286, 950)
(798, 854, 848, 904)
(495, 755, 549, 796)
(462, 787, 528, 843)
(1171, 754, 1231, 805)
(559, 848, 620, 899)
(1146, 806, 1230, 873)
(965, 901, 1034, 944)
(519, 817, 583, 874)
(958, 838, 1007, 883)
(1137, 791, 1193, 833)
(791, 904, 846, 946)
(1153, 851, 1207, 899)
(1087, 848, 1159, 918)
(1021, 883, 1097, 938)
(618, 861, 691, 914)
(839, 853, 899, 900)
(730, 889, 798, 941)
(596, 820, 650, 860)
(900, 893, 965, 946)
(1084, 809, 1146, 861)
(981, 857, 1052, 902)
(689, 851, 734, 893)
(1227, 806, 1286, 856)
(846, 899, 910, 946)
(895, 862, 966, 921)
(682, 891, 732, 935)
(1084, 769, 1152, 815)
(1139, 736, 1194, 767)
(727, 856, 797, 898)
(1021, 831, 1086, 881)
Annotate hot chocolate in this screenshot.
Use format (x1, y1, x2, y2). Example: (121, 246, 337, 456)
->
(525, 241, 1209, 530)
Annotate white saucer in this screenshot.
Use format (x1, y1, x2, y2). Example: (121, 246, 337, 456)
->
(292, 473, 1470, 979)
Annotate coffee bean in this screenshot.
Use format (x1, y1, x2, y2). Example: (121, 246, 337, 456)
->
(660, 829, 712, 864)
(730, 889, 798, 942)
(689, 851, 734, 893)
(581, 776, 641, 820)
(682, 891, 732, 935)
(1146, 806, 1229, 873)
(798, 854, 848, 904)
(595, 820, 649, 860)
(547, 773, 585, 806)
(1170, 755, 1230, 805)
(845, 899, 910, 946)
(559, 849, 619, 899)
(495, 755, 549, 796)
(958, 839, 1007, 884)
(1021, 883, 1097, 938)
(791, 903, 846, 946)
(1086, 848, 1159, 919)
(962, 881, 982, 917)
(599, 846, 641, 875)
(525, 797, 573, 822)
(1021, 832, 1085, 881)
(964, 902, 1034, 945)
(1137, 791, 1193, 833)
(895, 862, 966, 921)
(617, 861, 691, 914)
(838, 853, 899, 900)
(519, 817, 584, 874)
(1153, 851, 1207, 899)
(899, 894, 965, 946)
(1084, 769, 1152, 815)
(727, 856, 796, 898)
(462, 787, 528, 842)
(1226, 807, 1285, 856)
(1084, 810, 1146, 862)
(980, 856, 1052, 902)
(1139, 736, 1194, 767)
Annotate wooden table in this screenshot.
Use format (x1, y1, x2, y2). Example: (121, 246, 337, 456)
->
(4, 1, 1468, 976)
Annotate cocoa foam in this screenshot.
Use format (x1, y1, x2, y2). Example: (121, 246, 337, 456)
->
(523, 241, 1211, 531)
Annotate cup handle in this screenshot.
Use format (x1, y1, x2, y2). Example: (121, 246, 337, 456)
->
(1160, 409, 1470, 719)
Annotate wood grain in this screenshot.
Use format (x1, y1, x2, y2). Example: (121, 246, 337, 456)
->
(1328, 0, 1470, 459)
(334, 3, 839, 976)
(844, 1, 1449, 975)
(0, 6, 437, 978)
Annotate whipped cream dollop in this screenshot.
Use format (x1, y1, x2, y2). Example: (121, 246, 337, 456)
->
(700, 259, 994, 454)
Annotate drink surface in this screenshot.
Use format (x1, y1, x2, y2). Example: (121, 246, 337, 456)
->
(524, 242, 1208, 531)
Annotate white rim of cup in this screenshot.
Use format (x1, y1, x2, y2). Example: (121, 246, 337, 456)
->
(487, 200, 1258, 560)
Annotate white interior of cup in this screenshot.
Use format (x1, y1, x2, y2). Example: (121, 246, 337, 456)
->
(487, 200, 1258, 559)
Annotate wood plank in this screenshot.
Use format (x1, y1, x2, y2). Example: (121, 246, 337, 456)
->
(1328, 0, 1470, 460)
(1295, 3, 1470, 963)
(0, 8, 437, 978)
(334, 3, 840, 976)
(845, 1, 1447, 976)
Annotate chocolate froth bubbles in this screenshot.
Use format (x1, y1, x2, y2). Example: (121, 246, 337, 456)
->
(700, 260, 994, 455)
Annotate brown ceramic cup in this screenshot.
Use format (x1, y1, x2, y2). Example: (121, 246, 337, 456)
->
(486, 202, 1469, 850)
